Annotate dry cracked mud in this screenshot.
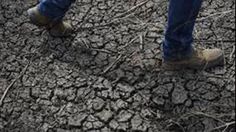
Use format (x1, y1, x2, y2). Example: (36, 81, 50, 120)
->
(0, 0, 235, 132)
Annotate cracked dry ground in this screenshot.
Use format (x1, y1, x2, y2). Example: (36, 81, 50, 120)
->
(0, 0, 235, 132)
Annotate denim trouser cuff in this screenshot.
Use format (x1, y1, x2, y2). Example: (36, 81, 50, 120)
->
(163, 43, 193, 61)
(38, 0, 75, 21)
(163, 0, 202, 61)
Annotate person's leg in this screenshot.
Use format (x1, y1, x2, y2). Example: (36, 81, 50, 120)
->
(27, 0, 75, 37)
(38, 0, 75, 22)
(163, 0, 202, 61)
(162, 0, 224, 70)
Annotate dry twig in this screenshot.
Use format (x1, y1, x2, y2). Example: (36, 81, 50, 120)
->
(118, 36, 139, 50)
(192, 112, 225, 124)
(102, 54, 123, 74)
(210, 121, 235, 132)
(196, 10, 234, 22)
(0, 62, 30, 107)
(230, 45, 235, 62)
(113, 0, 150, 19)
(90, 48, 116, 54)
(166, 120, 186, 132)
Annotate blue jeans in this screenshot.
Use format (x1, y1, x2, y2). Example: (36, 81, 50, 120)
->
(38, 0, 202, 60)
(163, 0, 203, 61)
(38, 0, 75, 21)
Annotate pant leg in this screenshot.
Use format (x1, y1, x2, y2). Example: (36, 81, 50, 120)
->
(163, 0, 203, 61)
(38, 0, 75, 21)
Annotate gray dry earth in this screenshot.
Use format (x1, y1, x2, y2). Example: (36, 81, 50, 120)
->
(0, 0, 235, 132)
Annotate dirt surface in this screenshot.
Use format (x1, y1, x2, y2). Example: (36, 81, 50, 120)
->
(0, 0, 235, 132)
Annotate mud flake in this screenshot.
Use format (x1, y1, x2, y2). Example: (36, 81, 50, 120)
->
(172, 86, 188, 105)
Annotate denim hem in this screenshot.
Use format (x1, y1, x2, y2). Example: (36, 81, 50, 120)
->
(37, 5, 64, 22)
(163, 45, 193, 61)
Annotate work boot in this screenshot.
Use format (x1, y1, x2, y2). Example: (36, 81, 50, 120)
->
(27, 6, 73, 37)
(163, 48, 224, 70)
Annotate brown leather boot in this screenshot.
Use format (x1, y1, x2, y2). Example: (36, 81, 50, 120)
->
(27, 6, 73, 37)
(163, 48, 224, 70)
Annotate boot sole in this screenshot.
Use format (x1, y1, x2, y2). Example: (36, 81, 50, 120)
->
(162, 55, 224, 71)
